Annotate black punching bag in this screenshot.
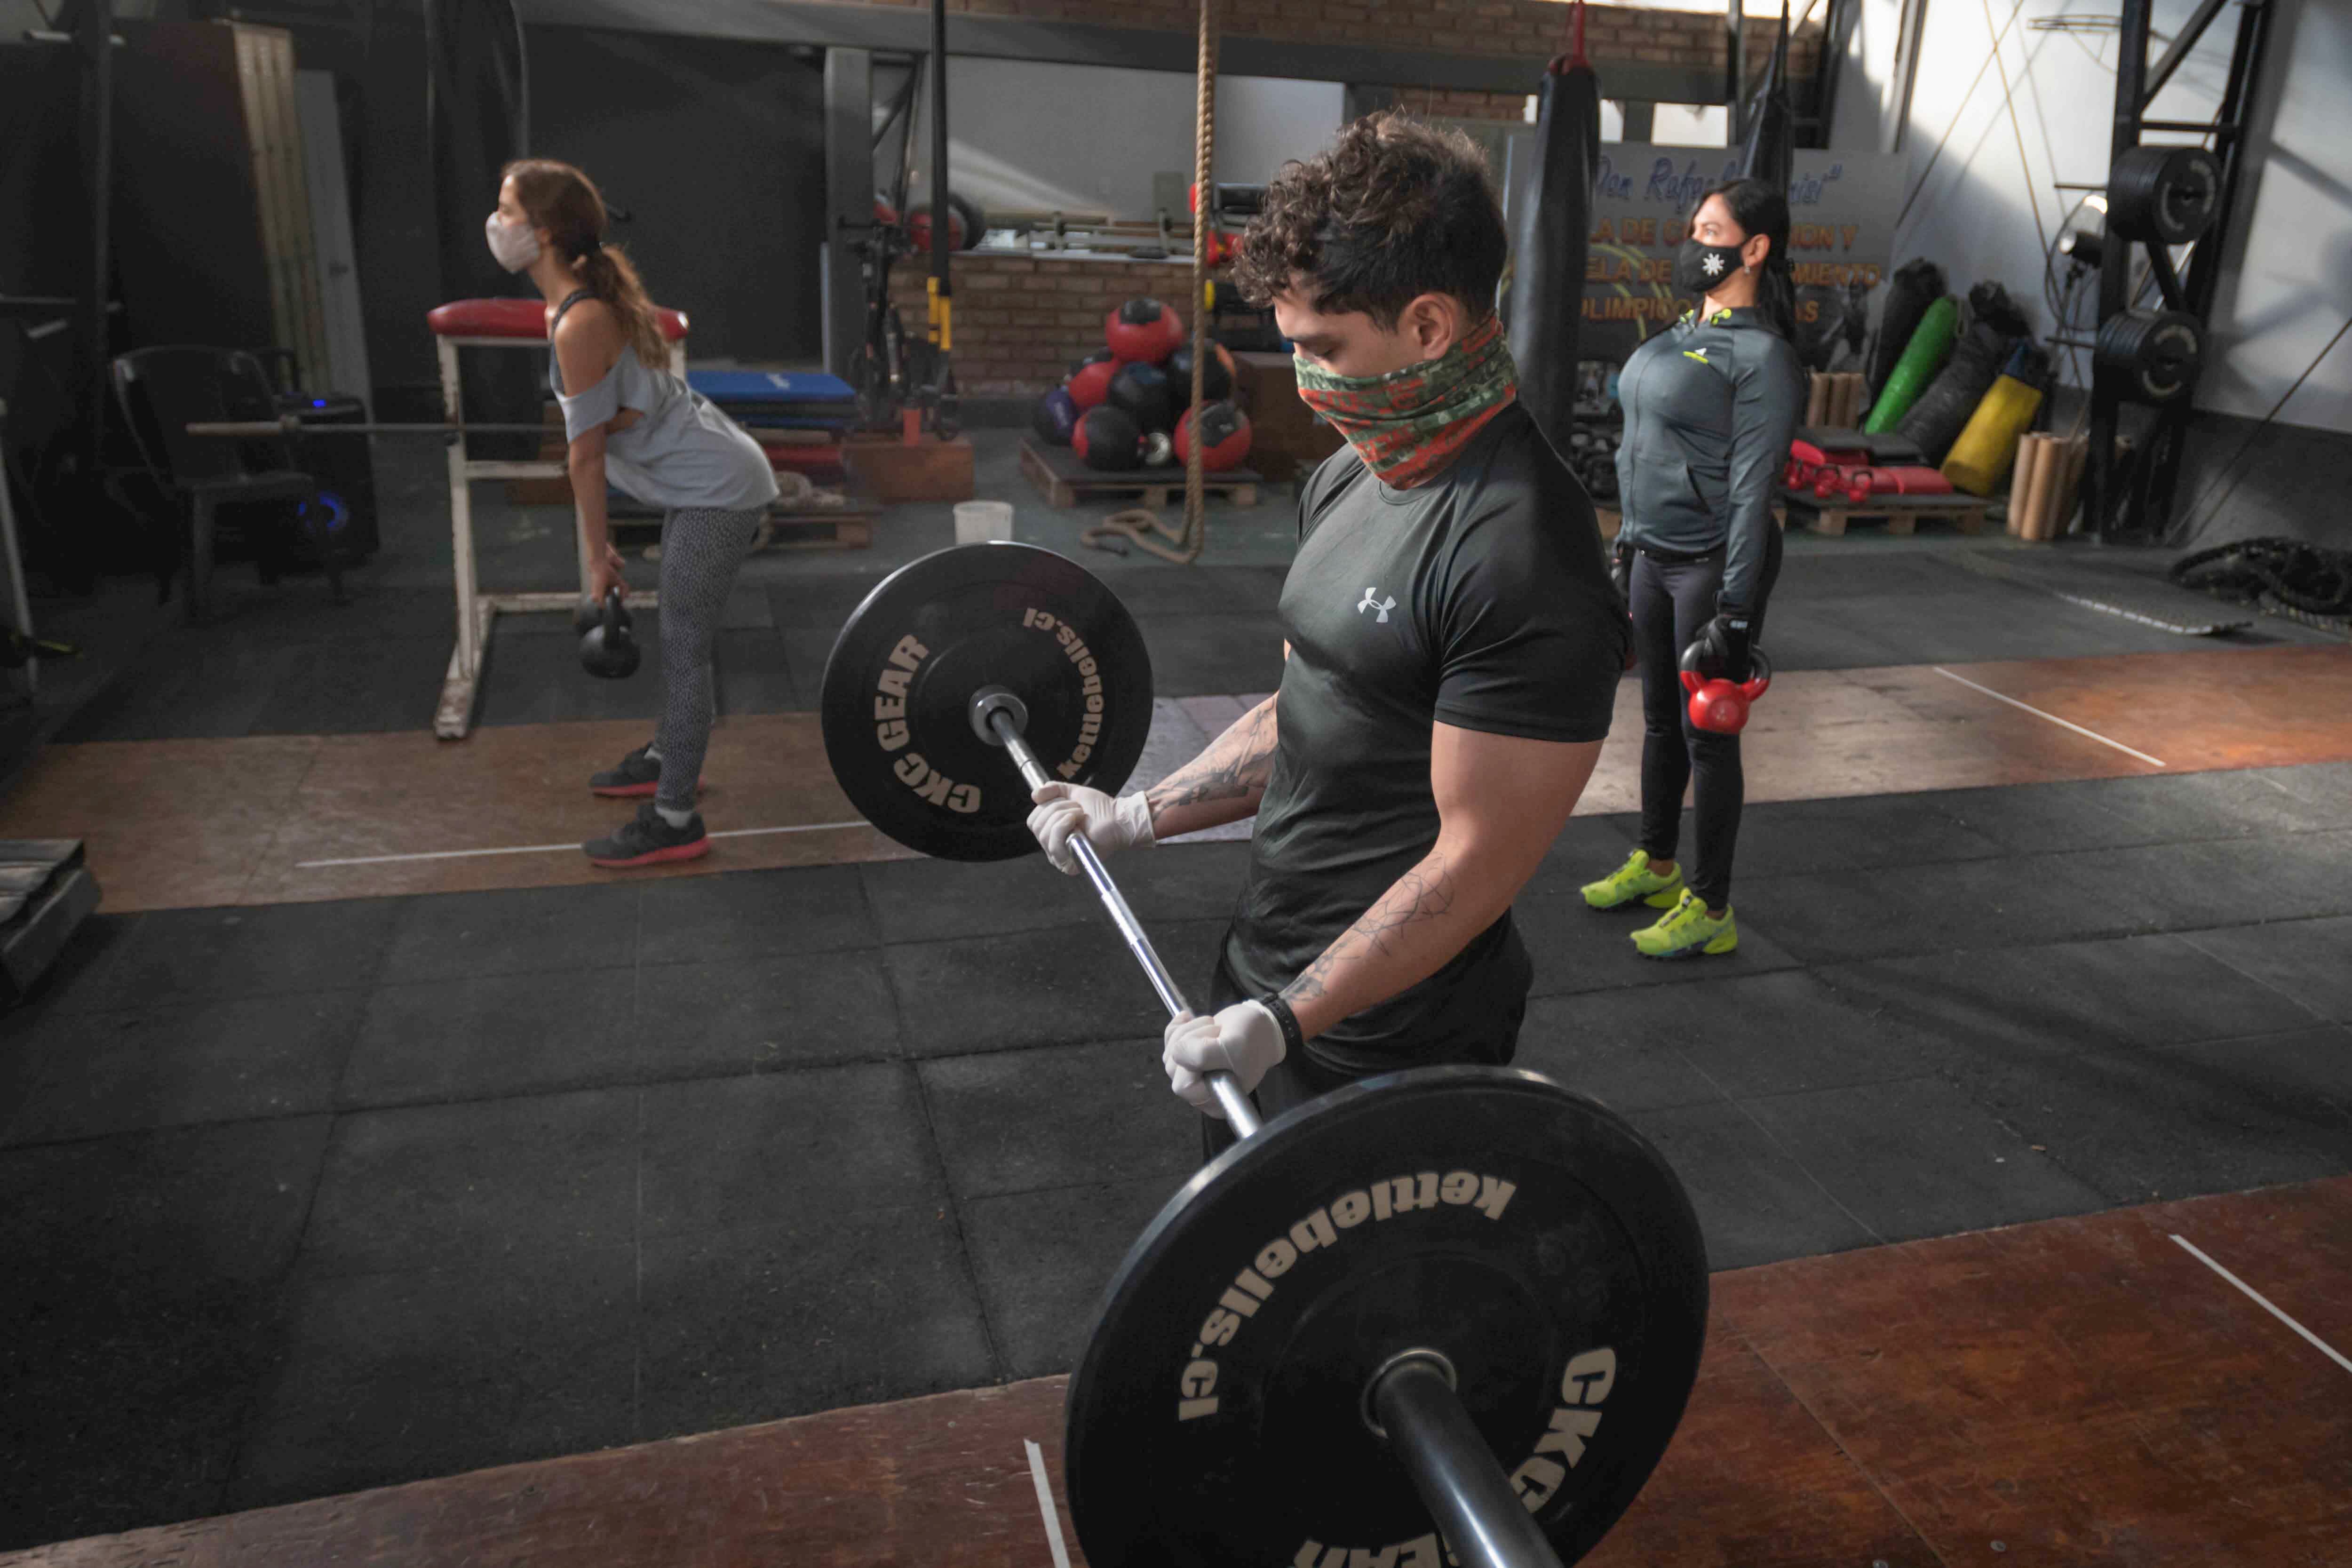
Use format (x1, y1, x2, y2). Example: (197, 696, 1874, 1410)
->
(424, 0, 535, 458)
(1740, 0, 1794, 200)
(1505, 0, 1600, 456)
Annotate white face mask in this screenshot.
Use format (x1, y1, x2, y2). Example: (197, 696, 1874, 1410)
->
(485, 211, 542, 273)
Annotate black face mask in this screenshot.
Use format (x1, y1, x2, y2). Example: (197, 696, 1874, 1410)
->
(1675, 238, 1746, 296)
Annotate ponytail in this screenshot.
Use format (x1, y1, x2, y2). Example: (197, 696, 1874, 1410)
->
(503, 158, 668, 366)
(1702, 178, 1797, 341)
(1753, 252, 1797, 341)
(578, 245, 668, 368)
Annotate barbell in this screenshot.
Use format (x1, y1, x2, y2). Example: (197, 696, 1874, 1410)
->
(818, 543, 1708, 1568)
(186, 416, 555, 439)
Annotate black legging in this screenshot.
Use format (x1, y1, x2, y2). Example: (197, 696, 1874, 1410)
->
(1628, 525, 1782, 911)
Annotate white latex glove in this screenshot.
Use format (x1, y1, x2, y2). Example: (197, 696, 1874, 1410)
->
(1163, 1001, 1286, 1119)
(1027, 783, 1154, 875)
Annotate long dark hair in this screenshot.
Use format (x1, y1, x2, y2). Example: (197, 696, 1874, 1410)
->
(503, 159, 668, 367)
(1701, 178, 1796, 340)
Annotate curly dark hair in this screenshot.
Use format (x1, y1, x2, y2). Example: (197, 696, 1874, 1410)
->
(1230, 112, 1507, 327)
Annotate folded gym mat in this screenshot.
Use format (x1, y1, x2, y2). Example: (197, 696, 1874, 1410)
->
(689, 369, 858, 405)
(1793, 429, 1925, 464)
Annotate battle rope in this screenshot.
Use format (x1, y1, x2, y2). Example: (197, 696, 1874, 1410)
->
(2171, 537, 2352, 635)
(1086, 0, 1218, 564)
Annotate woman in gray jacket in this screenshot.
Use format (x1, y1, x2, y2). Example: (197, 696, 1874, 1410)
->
(1581, 178, 1805, 958)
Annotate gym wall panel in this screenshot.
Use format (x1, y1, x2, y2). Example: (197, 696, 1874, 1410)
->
(2199, 0, 2352, 433)
(1883, 0, 2352, 436)
(320, 16, 828, 411)
(778, 0, 1821, 81)
(527, 28, 829, 368)
(0, 45, 90, 455)
(907, 58, 1341, 221)
(109, 24, 279, 373)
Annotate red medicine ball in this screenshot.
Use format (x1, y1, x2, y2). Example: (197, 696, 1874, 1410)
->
(1105, 298, 1185, 364)
(1067, 358, 1119, 412)
(1175, 402, 1253, 472)
(1073, 406, 1144, 471)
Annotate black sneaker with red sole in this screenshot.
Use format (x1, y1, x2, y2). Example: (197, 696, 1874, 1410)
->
(590, 744, 701, 800)
(584, 801, 711, 868)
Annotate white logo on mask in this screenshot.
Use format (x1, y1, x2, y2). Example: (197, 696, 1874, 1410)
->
(1357, 588, 1395, 624)
(1701, 250, 1727, 278)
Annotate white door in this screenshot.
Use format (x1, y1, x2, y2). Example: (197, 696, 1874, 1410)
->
(295, 69, 374, 406)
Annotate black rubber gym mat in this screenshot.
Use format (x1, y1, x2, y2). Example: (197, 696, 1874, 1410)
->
(959, 1173, 1184, 1381)
(1736, 1075, 2108, 1243)
(918, 1035, 1197, 1201)
(1605, 1099, 1878, 1271)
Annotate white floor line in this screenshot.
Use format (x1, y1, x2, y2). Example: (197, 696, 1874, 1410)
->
(294, 820, 868, 869)
(1024, 1439, 1073, 1568)
(2171, 1233, 2352, 1377)
(1931, 666, 2169, 769)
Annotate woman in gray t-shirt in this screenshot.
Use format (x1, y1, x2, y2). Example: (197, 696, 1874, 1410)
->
(489, 159, 779, 868)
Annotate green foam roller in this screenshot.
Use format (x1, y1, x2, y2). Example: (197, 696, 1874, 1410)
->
(1863, 295, 1959, 434)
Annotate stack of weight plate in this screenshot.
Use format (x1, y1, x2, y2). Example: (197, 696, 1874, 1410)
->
(0, 839, 100, 1005)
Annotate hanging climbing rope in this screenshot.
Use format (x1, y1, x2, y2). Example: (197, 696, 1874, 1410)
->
(1085, 0, 1218, 565)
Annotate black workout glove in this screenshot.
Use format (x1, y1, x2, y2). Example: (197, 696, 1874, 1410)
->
(1694, 611, 1754, 684)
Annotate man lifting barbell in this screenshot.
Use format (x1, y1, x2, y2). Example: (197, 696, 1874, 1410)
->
(1025, 114, 1630, 1148)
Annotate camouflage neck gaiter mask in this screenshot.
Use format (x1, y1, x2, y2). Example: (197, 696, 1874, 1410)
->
(1292, 313, 1519, 489)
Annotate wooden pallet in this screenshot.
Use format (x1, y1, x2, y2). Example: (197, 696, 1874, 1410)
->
(1784, 491, 1989, 537)
(624, 512, 873, 555)
(759, 513, 871, 551)
(1020, 436, 1260, 510)
(613, 492, 879, 554)
(1596, 505, 1785, 541)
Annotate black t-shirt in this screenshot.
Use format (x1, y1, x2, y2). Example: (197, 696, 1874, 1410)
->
(1222, 402, 1627, 1072)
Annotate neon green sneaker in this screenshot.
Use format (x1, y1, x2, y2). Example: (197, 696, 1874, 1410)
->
(1632, 890, 1738, 959)
(1581, 849, 1687, 910)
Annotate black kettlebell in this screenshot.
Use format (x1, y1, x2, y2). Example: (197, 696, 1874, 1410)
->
(580, 587, 640, 679)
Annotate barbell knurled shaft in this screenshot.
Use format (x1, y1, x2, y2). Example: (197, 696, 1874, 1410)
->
(990, 710, 1263, 1137)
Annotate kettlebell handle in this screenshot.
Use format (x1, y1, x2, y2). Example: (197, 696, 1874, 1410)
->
(1677, 643, 1771, 697)
(580, 585, 642, 680)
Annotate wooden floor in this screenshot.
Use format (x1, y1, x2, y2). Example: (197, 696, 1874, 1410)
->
(5, 644, 2346, 913)
(12, 1176, 2344, 1568)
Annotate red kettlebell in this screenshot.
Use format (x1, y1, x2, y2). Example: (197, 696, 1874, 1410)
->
(1679, 643, 1772, 734)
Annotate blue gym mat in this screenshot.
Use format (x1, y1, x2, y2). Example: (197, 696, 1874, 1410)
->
(690, 369, 857, 405)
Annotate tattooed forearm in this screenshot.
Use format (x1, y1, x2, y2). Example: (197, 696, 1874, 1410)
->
(1283, 852, 1458, 1015)
(1145, 698, 1279, 830)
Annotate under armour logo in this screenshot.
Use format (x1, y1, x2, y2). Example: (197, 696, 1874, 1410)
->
(1357, 587, 1395, 623)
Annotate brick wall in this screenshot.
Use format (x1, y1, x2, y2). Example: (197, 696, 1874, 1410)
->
(809, 0, 1822, 81)
(878, 0, 1830, 402)
(896, 254, 1208, 398)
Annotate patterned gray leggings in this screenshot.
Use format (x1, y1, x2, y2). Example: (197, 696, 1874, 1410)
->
(653, 505, 764, 813)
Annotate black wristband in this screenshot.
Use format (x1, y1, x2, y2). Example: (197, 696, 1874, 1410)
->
(1256, 992, 1305, 1059)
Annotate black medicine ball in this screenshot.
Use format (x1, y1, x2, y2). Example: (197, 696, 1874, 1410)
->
(1107, 362, 1176, 434)
(1073, 406, 1144, 471)
(1166, 342, 1235, 402)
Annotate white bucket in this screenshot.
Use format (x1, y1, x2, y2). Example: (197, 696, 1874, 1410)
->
(954, 500, 1015, 546)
